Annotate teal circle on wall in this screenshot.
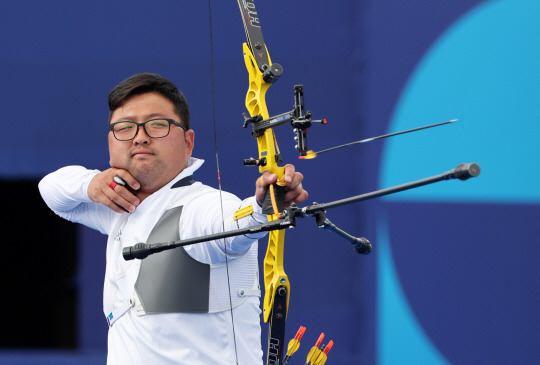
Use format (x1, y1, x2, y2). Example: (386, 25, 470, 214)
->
(378, 0, 540, 363)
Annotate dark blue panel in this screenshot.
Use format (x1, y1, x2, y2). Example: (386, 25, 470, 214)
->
(385, 202, 540, 363)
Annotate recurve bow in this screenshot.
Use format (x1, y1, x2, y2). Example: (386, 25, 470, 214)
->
(236, 1, 289, 363)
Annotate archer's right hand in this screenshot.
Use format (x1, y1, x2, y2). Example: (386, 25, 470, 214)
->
(88, 168, 141, 213)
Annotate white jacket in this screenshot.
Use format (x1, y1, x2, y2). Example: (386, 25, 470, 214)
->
(39, 158, 266, 364)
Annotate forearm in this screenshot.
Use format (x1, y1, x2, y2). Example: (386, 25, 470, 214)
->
(39, 166, 98, 213)
(39, 166, 110, 232)
(183, 192, 268, 263)
(223, 196, 268, 254)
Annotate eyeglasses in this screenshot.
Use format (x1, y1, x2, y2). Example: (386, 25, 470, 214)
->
(109, 118, 186, 141)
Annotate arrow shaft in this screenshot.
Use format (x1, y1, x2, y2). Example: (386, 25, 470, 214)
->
(314, 119, 456, 156)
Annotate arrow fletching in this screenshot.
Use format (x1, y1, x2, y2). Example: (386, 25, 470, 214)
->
(306, 333, 325, 364)
(282, 326, 307, 365)
(314, 340, 334, 365)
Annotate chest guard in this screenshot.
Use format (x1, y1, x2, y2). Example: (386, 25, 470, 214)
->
(131, 189, 260, 315)
(134, 205, 211, 313)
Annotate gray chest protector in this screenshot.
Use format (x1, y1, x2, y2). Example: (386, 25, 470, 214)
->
(131, 182, 260, 315)
(134, 205, 210, 313)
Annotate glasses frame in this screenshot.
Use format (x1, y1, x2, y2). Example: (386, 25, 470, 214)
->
(109, 118, 187, 141)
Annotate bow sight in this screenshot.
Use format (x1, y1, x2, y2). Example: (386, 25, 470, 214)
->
(242, 84, 327, 168)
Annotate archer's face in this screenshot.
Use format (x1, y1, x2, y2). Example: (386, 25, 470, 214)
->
(108, 92, 195, 192)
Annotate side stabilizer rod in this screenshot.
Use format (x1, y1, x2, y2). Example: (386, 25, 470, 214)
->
(318, 215, 372, 254)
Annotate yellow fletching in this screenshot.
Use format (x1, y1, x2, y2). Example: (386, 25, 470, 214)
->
(306, 347, 322, 365)
(286, 339, 300, 356)
(314, 352, 328, 365)
(299, 150, 317, 160)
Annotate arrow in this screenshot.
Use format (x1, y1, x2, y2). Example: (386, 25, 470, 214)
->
(313, 340, 334, 365)
(306, 333, 325, 365)
(300, 119, 457, 159)
(282, 325, 306, 365)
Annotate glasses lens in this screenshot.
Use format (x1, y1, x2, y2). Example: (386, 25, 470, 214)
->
(146, 119, 170, 138)
(113, 121, 138, 140)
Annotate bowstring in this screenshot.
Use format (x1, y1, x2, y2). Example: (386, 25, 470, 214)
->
(207, 1, 239, 364)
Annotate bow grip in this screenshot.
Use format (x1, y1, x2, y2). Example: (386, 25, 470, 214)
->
(261, 181, 286, 215)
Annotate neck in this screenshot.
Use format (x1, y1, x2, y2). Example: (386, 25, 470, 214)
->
(130, 171, 176, 202)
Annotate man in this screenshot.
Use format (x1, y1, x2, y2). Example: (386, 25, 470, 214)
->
(39, 73, 308, 364)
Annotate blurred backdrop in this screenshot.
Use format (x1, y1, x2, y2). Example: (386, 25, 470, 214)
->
(1, 0, 538, 364)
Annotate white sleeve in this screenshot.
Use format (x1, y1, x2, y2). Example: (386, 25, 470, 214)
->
(38, 165, 115, 234)
(182, 188, 268, 264)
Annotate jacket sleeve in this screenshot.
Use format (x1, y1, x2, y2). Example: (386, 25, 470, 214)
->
(38, 165, 115, 234)
(182, 187, 268, 264)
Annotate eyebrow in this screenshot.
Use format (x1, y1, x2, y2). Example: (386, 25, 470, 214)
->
(113, 113, 170, 123)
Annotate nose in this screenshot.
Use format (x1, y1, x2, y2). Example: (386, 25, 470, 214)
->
(133, 124, 150, 145)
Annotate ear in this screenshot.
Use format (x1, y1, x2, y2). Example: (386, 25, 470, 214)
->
(184, 129, 195, 158)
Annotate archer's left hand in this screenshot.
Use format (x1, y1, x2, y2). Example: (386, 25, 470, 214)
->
(255, 164, 308, 207)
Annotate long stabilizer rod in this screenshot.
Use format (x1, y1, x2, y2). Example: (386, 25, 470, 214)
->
(302, 163, 480, 215)
(123, 162, 480, 261)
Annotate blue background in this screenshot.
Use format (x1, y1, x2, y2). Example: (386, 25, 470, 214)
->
(1, 0, 538, 364)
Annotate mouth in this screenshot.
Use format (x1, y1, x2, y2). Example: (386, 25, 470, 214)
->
(131, 149, 154, 158)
